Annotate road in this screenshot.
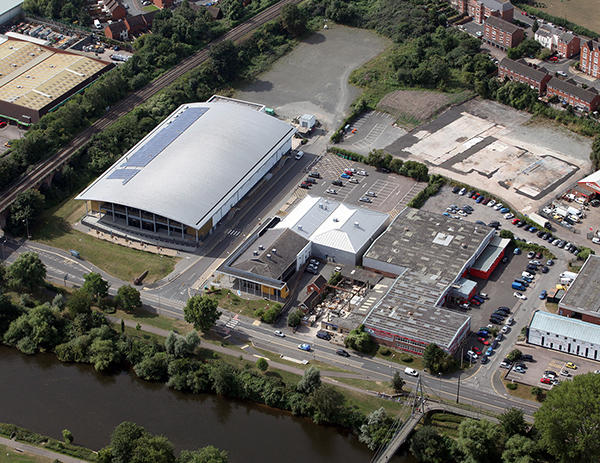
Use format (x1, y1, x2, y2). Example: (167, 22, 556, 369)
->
(0, 0, 302, 216)
(0, 435, 90, 463)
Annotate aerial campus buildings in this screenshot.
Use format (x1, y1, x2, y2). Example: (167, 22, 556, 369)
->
(77, 96, 296, 244)
(0, 35, 113, 125)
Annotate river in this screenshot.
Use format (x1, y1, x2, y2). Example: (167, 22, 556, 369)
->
(0, 346, 413, 462)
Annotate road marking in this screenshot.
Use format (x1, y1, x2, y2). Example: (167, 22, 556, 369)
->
(252, 320, 261, 326)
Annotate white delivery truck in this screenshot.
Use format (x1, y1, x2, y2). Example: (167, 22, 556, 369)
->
(528, 212, 552, 230)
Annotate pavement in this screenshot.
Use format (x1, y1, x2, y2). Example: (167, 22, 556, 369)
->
(0, 435, 90, 463)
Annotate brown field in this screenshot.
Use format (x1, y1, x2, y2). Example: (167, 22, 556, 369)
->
(534, 0, 600, 35)
(377, 90, 470, 127)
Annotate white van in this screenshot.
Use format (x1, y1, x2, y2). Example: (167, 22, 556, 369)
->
(404, 367, 419, 377)
(94, 19, 102, 29)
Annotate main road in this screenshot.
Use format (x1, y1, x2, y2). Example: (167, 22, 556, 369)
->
(0, 0, 301, 216)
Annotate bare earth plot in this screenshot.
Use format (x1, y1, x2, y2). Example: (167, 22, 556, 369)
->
(377, 89, 453, 126)
(384, 98, 592, 214)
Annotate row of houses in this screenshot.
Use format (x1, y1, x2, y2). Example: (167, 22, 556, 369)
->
(104, 11, 157, 41)
(534, 24, 580, 59)
(450, 0, 514, 24)
(499, 57, 600, 111)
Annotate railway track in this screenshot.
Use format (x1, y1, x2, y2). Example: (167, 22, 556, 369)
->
(0, 0, 300, 215)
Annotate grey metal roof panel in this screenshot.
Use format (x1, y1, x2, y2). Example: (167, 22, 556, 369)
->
(530, 310, 600, 345)
(559, 255, 600, 314)
(76, 101, 295, 229)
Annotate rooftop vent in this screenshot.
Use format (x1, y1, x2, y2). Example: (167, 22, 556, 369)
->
(258, 245, 264, 250)
(354, 221, 359, 227)
(333, 218, 339, 222)
(253, 250, 259, 256)
(298, 225, 303, 230)
(272, 248, 277, 254)
(266, 253, 272, 259)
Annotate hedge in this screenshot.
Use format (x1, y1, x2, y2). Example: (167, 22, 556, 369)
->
(513, 3, 599, 38)
(407, 175, 446, 208)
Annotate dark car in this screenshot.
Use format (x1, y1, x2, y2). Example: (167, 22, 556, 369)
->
(452, 186, 460, 193)
(316, 330, 331, 340)
(309, 172, 321, 178)
(521, 354, 534, 362)
(541, 266, 549, 273)
(488, 221, 500, 229)
(516, 220, 525, 227)
(537, 231, 545, 237)
(299, 183, 310, 189)
(480, 355, 489, 364)
(332, 180, 343, 186)
(305, 177, 316, 184)
(336, 349, 350, 357)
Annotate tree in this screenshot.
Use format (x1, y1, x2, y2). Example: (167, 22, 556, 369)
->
(391, 371, 405, 393)
(62, 429, 74, 444)
(309, 384, 345, 424)
(423, 343, 455, 374)
(184, 295, 221, 333)
(281, 3, 306, 37)
(577, 247, 595, 261)
(177, 447, 228, 463)
(209, 40, 239, 82)
(8, 252, 46, 291)
(8, 189, 45, 235)
(506, 349, 522, 362)
(297, 366, 321, 394)
(209, 361, 239, 397)
(591, 135, 600, 170)
(256, 357, 268, 372)
(359, 408, 394, 450)
(502, 434, 537, 463)
(344, 324, 376, 353)
(82, 272, 110, 302)
(456, 418, 502, 463)
(500, 229, 514, 239)
(165, 331, 200, 358)
(133, 352, 169, 382)
(66, 288, 93, 318)
(0, 294, 22, 336)
(288, 308, 303, 327)
(366, 149, 388, 169)
(532, 20, 539, 33)
(535, 373, 600, 462)
(499, 408, 527, 437)
(117, 285, 142, 312)
(410, 425, 454, 463)
(530, 386, 544, 401)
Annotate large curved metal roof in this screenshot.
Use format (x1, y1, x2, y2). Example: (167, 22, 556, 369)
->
(76, 100, 295, 229)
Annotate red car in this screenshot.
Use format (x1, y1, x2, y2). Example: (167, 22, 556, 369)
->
(344, 169, 353, 176)
(477, 337, 490, 345)
(549, 56, 559, 62)
(0, 121, 6, 128)
(471, 347, 482, 355)
(512, 218, 519, 225)
(540, 377, 552, 384)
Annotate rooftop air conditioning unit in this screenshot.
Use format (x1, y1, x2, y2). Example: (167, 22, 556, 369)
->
(298, 225, 303, 230)
(266, 254, 272, 259)
(253, 250, 258, 256)
(333, 218, 339, 222)
(272, 248, 277, 254)
(354, 221, 359, 227)
(258, 245, 264, 250)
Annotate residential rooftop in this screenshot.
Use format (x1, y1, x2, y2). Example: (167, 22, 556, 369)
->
(499, 57, 548, 82)
(485, 15, 523, 34)
(559, 254, 600, 314)
(548, 77, 599, 104)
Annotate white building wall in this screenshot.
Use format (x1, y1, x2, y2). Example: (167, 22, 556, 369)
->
(312, 243, 355, 266)
(210, 137, 292, 227)
(528, 326, 600, 360)
(296, 242, 312, 271)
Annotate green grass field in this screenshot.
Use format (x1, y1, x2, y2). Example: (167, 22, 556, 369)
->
(0, 444, 52, 463)
(32, 197, 176, 283)
(424, 412, 466, 437)
(142, 4, 159, 11)
(207, 289, 279, 319)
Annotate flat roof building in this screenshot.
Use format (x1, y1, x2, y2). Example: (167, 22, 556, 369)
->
(362, 208, 497, 354)
(558, 254, 600, 325)
(0, 1, 23, 26)
(0, 36, 113, 124)
(218, 196, 389, 300)
(77, 97, 296, 246)
(578, 170, 600, 195)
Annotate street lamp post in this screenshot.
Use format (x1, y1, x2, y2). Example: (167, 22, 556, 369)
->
(456, 373, 461, 404)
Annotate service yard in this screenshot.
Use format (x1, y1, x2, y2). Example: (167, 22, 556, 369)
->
(504, 344, 600, 390)
(0, 123, 24, 156)
(385, 99, 592, 215)
(295, 153, 427, 214)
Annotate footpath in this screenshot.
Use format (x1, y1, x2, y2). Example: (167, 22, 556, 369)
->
(0, 435, 91, 463)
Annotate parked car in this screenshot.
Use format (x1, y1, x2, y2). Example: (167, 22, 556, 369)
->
(513, 248, 521, 255)
(488, 199, 496, 207)
(305, 177, 316, 184)
(514, 366, 526, 374)
(514, 292, 527, 300)
(499, 360, 512, 369)
(540, 377, 552, 384)
(501, 325, 510, 334)
(480, 355, 489, 364)
(325, 188, 337, 194)
(565, 361, 577, 369)
(359, 197, 372, 203)
(332, 180, 343, 186)
(539, 290, 547, 299)
(340, 173, 351, 179)
(365, 191, 377, 197)
(294, 151, 304, 160)
(459, 188, 466, 195)
(309, 172, 320, 178)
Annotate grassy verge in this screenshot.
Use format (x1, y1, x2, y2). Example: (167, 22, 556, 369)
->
(502, 380, 541, 402)
(545, 302, 558, 314)
(338, 387, 410, 417)
(142, 4, 159, 11)
(206, 288, 280, 320)
(32, 196, 177, 283)
(376, 350, 425, 371)
(331, 376, 398, 394)
(251, 346, 352, 373)
(0, 444, 52, 463)
(114, 308, 192, 334)
(0, 423, 97, 461)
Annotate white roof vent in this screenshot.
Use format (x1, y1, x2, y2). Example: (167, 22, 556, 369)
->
(354, 221, 359, 227)
(298, 224, 303, 230)
(266, 253, 272, 259)
(253, 250, 258, 256)
(258, 245, 264, 250)
(272, 248, 277, 254)
(333, 218, 339, 222)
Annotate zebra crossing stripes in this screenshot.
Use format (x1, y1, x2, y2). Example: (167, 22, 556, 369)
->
(225, 228, 241, 237)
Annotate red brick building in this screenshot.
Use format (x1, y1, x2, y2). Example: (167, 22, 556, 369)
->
(103, 11, 157, 41)
(580, 40, 600, 79)
(451, 0, 514, 24)
(104, 21, 128, 41)
(547, 77, 600, 112)
(484, 16, 524, 50)
(498, 57, 551, 94)
(104, 0, 127, 20)
(557, 32, 580, 59)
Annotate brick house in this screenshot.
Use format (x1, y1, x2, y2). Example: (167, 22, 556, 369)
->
(547, 77, 600, 112)
(498, 57, 551, 94)
(580, 40, 600, 79)
(104, 20, 128, 41)
(125, 10, 157, 35)
(153, 0, 173, 8)
(534, 25, 580, 59)
(451, 0, 514, 24)
(104, 0, 127, 20)
(483, 16, 524, 50)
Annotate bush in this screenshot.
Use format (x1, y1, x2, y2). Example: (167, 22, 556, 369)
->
(408, 175, 446, 208)
(379, 347, 391, 356)
(260, 304, 282, 324)
(506, 383, 518, 390)
(506, 349, 522, 362)
(288, 308, 304, 327)
(401, 355, 414, 363)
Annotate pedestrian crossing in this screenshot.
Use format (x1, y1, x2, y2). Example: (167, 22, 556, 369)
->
(225, 228, 241, 237)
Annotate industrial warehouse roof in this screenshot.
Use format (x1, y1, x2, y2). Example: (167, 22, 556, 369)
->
(363, 268, 471, 350)
(0, 36, 110, 110)
(77, 100, 296, 230)
(274, 196, 389, 253)
(559, 255, 600, 314)
(471, 236, 510, 272)
(364, 208, 493, 280)
(1, 0, 23, 14)
(579, 170, 600, 187)
(529, 310, 600, 345)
